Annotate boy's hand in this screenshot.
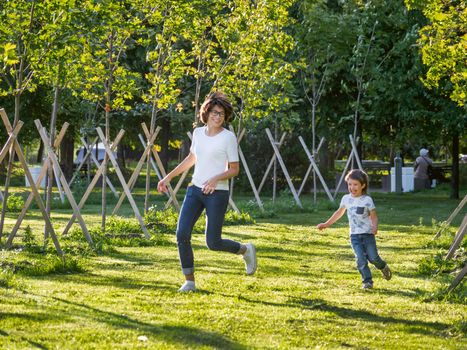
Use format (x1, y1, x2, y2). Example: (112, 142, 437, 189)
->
(316, 223, 327, 230)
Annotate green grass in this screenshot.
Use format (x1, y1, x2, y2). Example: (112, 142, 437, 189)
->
(0, 185, 466, 349)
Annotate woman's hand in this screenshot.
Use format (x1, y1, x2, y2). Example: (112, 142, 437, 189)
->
(316, 223, 328, 230)
(157, 178, 169, 193)
(202, 177, 218, 194)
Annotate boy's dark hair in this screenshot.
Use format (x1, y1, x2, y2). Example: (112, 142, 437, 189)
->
(199, 91, 233, 124)
(345, 169, 369, 194)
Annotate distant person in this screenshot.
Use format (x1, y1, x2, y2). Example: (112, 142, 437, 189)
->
(316, 169, 392, 289)
(414, 148, 433, 190)
(157, 92, 257, 292)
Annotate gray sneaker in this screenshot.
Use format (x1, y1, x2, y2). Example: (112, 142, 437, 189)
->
(362, 282, 373, 289)
(381, 265, 392, 280)
(243, 243, 257, 275)
(178, 281, 196, 292)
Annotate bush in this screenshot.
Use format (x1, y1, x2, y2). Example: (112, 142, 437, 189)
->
(21, 254, 86, 276)
(224, 210, 255, 225)
(0, 193, 25, 212)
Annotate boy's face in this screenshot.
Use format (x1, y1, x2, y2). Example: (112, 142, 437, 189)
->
(347, 178, 365, 197)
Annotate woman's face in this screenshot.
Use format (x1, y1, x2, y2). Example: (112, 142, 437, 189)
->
(206, 105, 225, 129)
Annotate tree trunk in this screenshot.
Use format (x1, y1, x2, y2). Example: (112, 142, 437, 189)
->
(451, 132, 459, 199)
(36, 141, 44, 163)
(44, 84, 60, 243)
(117, 142, 126, 170)
(160, 116, 171, 172)
(59, 125, 75, 182)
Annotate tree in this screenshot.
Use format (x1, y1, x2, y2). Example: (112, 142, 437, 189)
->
(0, 0, 67, 238)
(139, 0, 193, 212)
(78, 0, 140, 230)
(405, 0, 466, 107)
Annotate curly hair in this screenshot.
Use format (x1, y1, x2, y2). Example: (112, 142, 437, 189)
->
(345, 169, 369, 194)
(199, 91, 234, 124)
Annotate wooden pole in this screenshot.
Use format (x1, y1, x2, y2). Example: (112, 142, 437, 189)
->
(265, 128, 302, 208)
(434, 194, 467, 239)
(298, 136, 334, 202)
(62, 130, 125, 236)
(96, 127, 150, 239)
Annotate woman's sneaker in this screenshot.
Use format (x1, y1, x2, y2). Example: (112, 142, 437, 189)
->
(243, 243, 257, 275)
(381, 265, 392, 280)
(178, 280, 196, 292)
(362, 282, 373, 289)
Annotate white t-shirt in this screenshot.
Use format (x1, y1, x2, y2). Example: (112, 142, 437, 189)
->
(190, 126, 239, 190)
(339, 194, 376, 235)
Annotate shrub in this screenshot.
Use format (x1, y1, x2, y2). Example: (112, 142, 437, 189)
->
(0, 193, 25, 212)
(21, 254, 86, 276)
(224, 210, 255, 225)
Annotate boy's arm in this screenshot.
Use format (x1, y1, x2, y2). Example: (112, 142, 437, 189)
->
(370, 209, 378, 235)
(317, 207, 346, 230)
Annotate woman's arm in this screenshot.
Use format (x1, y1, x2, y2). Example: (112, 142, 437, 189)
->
(157, 153, 196, 193)
(317, 207, 346, 230)
(370, 209, 378, 235)
(202, 162, 240, 194)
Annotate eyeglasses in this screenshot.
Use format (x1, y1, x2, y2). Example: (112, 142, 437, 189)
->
(210, 110, 225, 118)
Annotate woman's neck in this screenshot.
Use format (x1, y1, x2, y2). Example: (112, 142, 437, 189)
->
(205, 125, 223, 136)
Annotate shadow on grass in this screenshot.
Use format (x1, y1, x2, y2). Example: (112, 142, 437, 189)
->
(226, 294, 448, 337)
(39, 294, 246, 349)
(31, 272, 178, 293)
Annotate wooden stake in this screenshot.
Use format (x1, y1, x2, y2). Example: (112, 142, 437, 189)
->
(434, 194, 467, 239)
(96, 127, 150, 239)
(0, 111, 63, 255)
(265, 128, 302, 208)
(298, 136, 334, 202)
(62, 130, 125, 235)
(113, 126, 161, 214)
(35, 120, 93, 247)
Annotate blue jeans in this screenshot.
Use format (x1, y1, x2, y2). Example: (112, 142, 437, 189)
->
(176, 185, 241, 275)
(350, 234, 386, 284)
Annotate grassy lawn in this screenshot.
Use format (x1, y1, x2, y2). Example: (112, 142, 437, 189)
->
(0, 185, 466, 349)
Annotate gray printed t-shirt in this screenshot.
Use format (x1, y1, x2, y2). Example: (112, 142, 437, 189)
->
(339, 194, 376, 235)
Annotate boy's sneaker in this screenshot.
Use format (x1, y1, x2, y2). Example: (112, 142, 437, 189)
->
(243, 243, 257, 275)
(381, 265, 392, 280)
(362, 282, 373, 289)
(178, 280, 196, 292)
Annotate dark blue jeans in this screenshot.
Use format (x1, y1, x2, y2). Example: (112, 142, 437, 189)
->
(176, 185, 241, 275)
(350, 234, 386, 284)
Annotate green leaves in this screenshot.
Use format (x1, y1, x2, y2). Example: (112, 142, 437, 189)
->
(405, 0, 467, 106)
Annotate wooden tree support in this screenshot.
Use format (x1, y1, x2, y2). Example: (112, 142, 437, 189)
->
(232, 127, 264, 212)
(434, 194, 467, 239)
(257, 132, 286, 196)
(164, 132, 194, 210)
(96, 127, 151, 238)
(447, 264, 466, 293)
(141, 123, 180, 212)
(298, 137, 325, 197)
(36, 120, 93, 246)
(443, 214, 467, 293)
(0, 111, 64, 255)
(69, 137, 98, 186)
(444, 214, 467, 261)
(62, 130, 125, 236)
(69, 137, 119, 198)
(298, 136, 334, 202)
(7, 122, 70, 244)
(265, 128, 302, 208)
(112, 125, 161, 214)
(138, 133, 162, 180)
(334, 135, 362, 199)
